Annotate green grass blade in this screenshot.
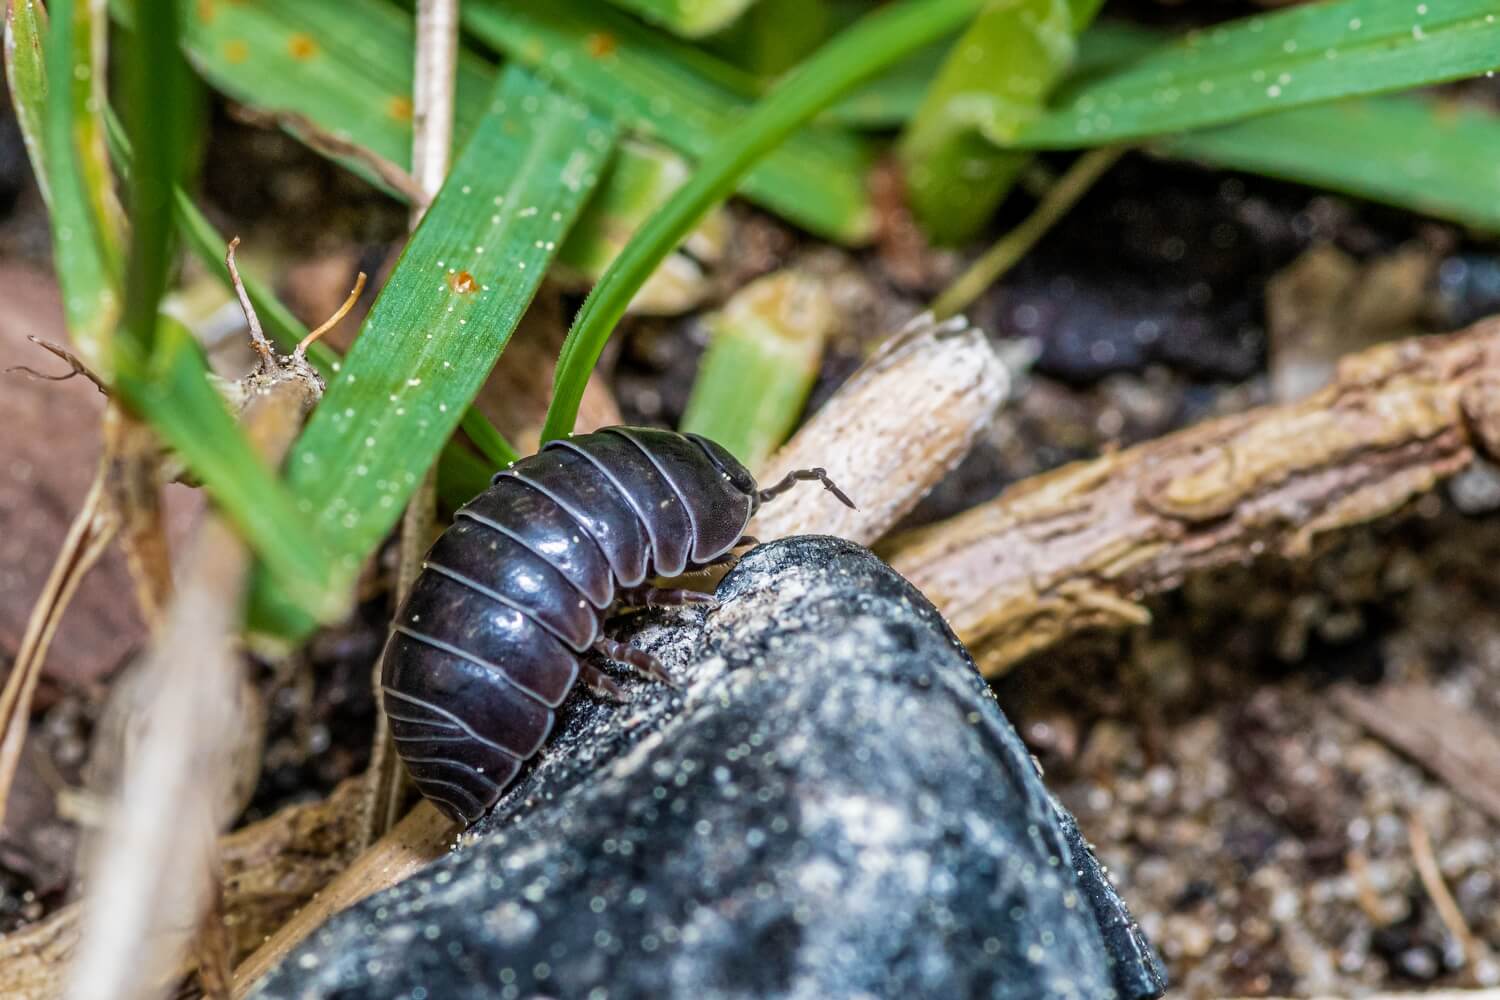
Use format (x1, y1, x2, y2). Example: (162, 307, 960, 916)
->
(679, 269, 834, 469)
(462, 0, 878, 244)
(119, 0, 195, 356)
(540, 0, 987, 445)
(248, 66, 617, 639)
(1012, 0, 1500, 149)
(104, 106, 512, 509)
(1159, 96, 1500, 233)
(899, 0, 1102, 244)
(21, 0, 124, 373)
(179, 0, 713, 295)
(603, 0, 757, 39)
(111, 319, 340, 618)
(706, 0, 833, 77)
(821, 44, 946, 129)
(180, 0, 491, 185)
(3, 0, 50, 203)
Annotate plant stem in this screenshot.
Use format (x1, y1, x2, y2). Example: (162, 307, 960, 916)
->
(931, 146, 1124, 321)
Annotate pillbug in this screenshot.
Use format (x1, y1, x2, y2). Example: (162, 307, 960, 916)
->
(381, 426, 854, 824)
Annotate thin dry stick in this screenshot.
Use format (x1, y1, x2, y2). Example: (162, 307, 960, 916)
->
(0, 776, 368, 997)
(1408, 815, 1484, 973)
(930, 146, 1125, 321)
(887, 321, 1500, 676)
(6, 335, 110, 393)
(295, 271, 366, 359)
(225, 237, 276, 367)
(230, 106, 426, 204)
(366, 0, 461, 847)
(231, 801, 455, 997)
(0, 477, 117, 832)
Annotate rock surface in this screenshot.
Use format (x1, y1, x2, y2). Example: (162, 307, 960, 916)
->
(252, 537, 1165, 1000)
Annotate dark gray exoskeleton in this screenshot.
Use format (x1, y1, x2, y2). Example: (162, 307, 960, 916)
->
(381, 426, 852, 824)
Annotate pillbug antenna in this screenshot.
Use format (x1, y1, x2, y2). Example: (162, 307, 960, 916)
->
(757, 468, 857, 510)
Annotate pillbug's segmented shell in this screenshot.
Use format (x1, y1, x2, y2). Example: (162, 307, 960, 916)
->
(382, 427, 765, 825)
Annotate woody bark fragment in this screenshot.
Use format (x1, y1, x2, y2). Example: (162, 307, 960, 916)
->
(886, 320, 1500, 677)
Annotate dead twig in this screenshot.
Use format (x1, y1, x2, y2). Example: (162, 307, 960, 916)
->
(1407, 815, 1484, 974)
(6, 337, 109, 394)
(232, 801, 455, 997)
(1333, 684, 1500, 826)
(229, 105, 425, 205)
(0, 776, 367, 999)
(0, 478, 117, 832)
(1344, 849, 1397, 928)
(886, 321, 1500, 675)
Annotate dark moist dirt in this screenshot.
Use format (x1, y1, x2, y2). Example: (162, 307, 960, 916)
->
(4, 83, 1500, 996)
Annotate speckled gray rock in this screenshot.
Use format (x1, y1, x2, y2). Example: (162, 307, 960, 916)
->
(253, 537, 1165, 1000)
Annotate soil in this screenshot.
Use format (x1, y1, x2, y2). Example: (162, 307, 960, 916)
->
(2, 72, 1499, 997)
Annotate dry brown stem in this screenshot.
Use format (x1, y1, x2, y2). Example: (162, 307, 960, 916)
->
(231, 801, 456, 997)
(1333, 683, 1500, 826)
(886, 321, 1500, 676)
(0, 777, 366, 999)
(0, 478, 117, 832)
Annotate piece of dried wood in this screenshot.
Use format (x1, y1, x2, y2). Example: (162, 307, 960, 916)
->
(886, 321, 1500, 676)
(750, 313, 1012, 546)
(231, 800, 455, 997)
(0, 776, 365, 999)
(1333, 684, 1500, 826)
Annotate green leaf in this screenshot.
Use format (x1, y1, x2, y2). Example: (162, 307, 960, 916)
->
(541, 0, 988, 445)
(1159, 96, 1500, 233)
(899, 0, 1102, 244)
(462, 0, 879, 244)
(679, 269, 833, 469)
(556, 138, 728, 315)
(603, 0, 758, 39)
(180, 0, 492, 188)
(111, 319, 340, 619)
(705, 0, 833, 77)
(249, 66, 617, 639)
(179, 0, 714, 300)
(1012, 0, 1500, 149)
(3, 0, 50, 203)
(104, 105, 511, 510)
(119, 0, 196, 355)
(16, 0, 124, 373)
(821, 44, 947, 129)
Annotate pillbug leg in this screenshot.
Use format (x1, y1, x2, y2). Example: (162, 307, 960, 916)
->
(616, 585, 717, 610)
(594, 637, 677, 688)
(579, 660, 627, 702)
(756, 468, 857, 510)
(736, 535, 760, 548)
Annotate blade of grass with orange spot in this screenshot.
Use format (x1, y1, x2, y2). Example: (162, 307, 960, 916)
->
(176, 0, 715, 306)
(180, 0, 492, 193)
(102, 104, 513, 505)
(247, 66, 617, 640)
(462, 0, 878, 244)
